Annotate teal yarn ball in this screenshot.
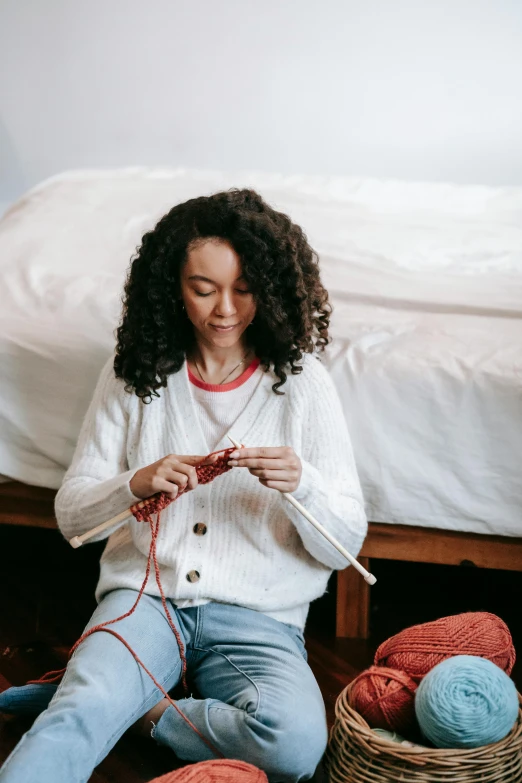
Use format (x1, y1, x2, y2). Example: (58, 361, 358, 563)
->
(415, 655, 519, 748)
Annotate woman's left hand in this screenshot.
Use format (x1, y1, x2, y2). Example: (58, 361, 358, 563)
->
(228, 446, 302, 492)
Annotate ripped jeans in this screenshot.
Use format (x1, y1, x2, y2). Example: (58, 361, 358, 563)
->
(0, 590, 327, 783)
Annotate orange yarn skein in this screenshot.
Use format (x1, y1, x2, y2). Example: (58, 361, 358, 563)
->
(374, 612, 516, 683)
(349, 666, 418, 734)
(148, 759, 268, 783)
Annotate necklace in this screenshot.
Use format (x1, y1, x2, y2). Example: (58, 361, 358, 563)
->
(194, 350, 251, 385)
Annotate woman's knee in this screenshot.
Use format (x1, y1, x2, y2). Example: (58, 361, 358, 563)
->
(249, 705, 327, 781)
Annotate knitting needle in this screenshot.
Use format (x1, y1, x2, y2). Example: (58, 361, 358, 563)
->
(70, 443, 376, 587)
(228, 435, 377, 585)
(69, 444, 237, 548)
(69, 501, 149, 548)
(68, 447, 227, 548)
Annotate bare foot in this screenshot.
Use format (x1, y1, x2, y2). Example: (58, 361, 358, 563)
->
(132, 697, 171, 737)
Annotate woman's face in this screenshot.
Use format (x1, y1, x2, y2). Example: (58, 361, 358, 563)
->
(180, 240, 257, 350)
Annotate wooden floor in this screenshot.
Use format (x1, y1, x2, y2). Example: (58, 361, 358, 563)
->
(1, 523, 522, 781)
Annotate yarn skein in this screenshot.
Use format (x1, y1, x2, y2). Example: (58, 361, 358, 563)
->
(372, 728, 425, 748)
(349, 666, 418, 734)
(415, 655, 520, 749)
(372, 728, 407, 744)
(375, 612, 515, 682)
(148, 759, 268, 782)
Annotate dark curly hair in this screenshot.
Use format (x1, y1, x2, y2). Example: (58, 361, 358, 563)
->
(114, 188, 331, 402)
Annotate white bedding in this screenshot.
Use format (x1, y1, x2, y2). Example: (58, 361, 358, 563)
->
(1, 168, 521, 536)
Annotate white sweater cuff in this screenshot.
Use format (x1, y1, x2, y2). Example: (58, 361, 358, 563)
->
(55, 468, 143, 541)
(108, 468, 144, 509)
(292, 459, 323, 503)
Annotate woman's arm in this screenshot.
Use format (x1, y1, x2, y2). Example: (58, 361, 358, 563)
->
(230, 358, 368, 570)
(54, 355, 141, 543)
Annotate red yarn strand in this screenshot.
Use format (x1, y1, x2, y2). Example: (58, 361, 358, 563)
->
(94, 626, 223, 759)
(28, 447, 236, 758)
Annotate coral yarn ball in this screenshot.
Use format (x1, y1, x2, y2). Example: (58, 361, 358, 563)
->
(148, 759, 268, 782)
(374, 612, 515, 683)
(349, 666, 418, 734)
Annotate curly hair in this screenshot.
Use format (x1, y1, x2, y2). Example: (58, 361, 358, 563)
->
(114, 188, 331, 402)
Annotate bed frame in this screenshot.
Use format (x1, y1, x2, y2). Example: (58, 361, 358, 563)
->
(337, 523, 522, 637)
(2, 479, 522, 638)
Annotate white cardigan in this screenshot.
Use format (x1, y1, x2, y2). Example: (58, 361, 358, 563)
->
(55, 353, 367, 629)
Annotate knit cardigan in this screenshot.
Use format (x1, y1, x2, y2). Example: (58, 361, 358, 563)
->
(54, 352, 367, 629)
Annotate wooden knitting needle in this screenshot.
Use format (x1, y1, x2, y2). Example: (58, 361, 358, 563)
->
(70, 442, 377, 588)
(68, 447, 232, 548)
(228, 435, 377, 585)
(68, 444, 243, 548)
(69, 500, 149, 549)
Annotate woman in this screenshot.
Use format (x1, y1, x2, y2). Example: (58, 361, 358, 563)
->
(0, 189, 367, 783)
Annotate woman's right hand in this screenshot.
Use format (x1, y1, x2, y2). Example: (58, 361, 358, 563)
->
(129, 453, 218, 500)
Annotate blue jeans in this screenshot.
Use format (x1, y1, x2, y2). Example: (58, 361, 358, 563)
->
(0, 590, 327, 782)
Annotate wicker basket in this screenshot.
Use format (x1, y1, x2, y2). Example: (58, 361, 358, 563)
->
(326, 681, 522, 783)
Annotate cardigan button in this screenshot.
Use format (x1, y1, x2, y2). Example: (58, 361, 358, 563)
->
(193, 523, 207, 536)
(186, 570, 200, 583)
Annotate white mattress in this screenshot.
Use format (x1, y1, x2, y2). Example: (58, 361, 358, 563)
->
(1, 168, 521, 537)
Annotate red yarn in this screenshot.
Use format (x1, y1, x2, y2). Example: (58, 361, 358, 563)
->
(148, 759, 268, 782)
(29, 448, 236, 758)
(131, 449, 235, 522)
(349, 666, 418, 734)
(374, 612, 516, 683)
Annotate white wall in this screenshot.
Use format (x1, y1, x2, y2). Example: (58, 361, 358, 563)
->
(1, 0, 522, 210)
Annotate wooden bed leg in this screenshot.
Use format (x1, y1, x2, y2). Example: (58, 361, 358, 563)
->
(336, 558, 370, 639)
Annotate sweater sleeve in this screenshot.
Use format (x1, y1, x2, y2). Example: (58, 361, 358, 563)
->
(285, 357, 368, 570)
(54, 355, 142, 543)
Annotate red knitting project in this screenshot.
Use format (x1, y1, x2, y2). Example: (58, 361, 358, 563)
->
(131, 449, 235, 522)
(29, 447, 236, 758)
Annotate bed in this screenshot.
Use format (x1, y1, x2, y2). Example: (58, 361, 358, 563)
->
(1, 168, 522, 636)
